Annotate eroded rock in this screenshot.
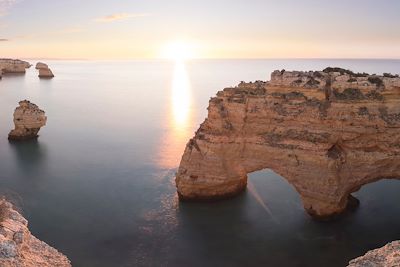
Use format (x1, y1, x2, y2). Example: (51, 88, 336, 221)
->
(348, 241, 400, 267)
(35, 62, 48, 69)
(8, 100, 47, 141)
(0, 199, 71, 267)
(0, 59, 31, 77)
(38, 68, 54, 78)
(175, 68, 400, 219)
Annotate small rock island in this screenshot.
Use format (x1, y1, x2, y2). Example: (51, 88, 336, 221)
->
(0, 199, 71, 267)
(8, 100, 47, 141)
(175, 68, 400, 219)
(36, 62, 54, 78)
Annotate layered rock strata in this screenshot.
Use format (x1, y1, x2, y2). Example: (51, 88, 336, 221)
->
(176, 68, 400, 219)
(0, 59, 31, 78)
(348, 241, 400, 266)
(8, 100, 47, 141)
(0, 199, 71, 267)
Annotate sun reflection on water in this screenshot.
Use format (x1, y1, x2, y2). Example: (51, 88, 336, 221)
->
(157, 61, 193, 169)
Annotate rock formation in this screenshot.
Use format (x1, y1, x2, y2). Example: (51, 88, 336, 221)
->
(175, 68, 400, 219)
(348, 241, 400, 266)
(0, 199, 71, 267)
(35, 62, 48, 69)
(8, 100, 47, 141)
(38, 68, 54, 78)
(37, 62, 54, 78)
(0, 59, 31, 78)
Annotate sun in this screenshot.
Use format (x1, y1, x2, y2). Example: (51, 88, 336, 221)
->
(163, 41, 194, 61)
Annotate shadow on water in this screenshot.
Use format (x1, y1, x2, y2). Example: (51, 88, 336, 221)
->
(8, 139, 47, 174)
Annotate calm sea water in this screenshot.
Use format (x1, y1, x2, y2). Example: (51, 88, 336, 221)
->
(0, 59, 399, 267)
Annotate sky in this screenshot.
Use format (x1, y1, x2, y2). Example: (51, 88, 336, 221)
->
(0, 0, 400, 59)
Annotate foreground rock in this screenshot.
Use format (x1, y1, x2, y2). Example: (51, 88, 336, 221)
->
(8, 100, 47, 141)
(348, 241, 400, 266)
(0, 59, 31, 78)
(0, 199, 71, 267)
(176, 68, 400, 219)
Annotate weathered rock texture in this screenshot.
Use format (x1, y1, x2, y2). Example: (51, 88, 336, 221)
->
(176, 68, 400, 219)
(348, 241, 400, 267)
(8, 100, 47, 141)
(0, 199, 71, 267)
(35, 62, 48, 69)
(0, 59, 31, 78)
(37, 62, 54, 78)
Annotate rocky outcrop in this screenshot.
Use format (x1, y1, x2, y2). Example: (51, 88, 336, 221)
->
(0, 59, 31, 76)
(36, 62, 54, 78)
(35, 62, 48, 69)
(0, 199, 71, 267)
(38, 67, 54, 78)
(175, 68, 400, 219)
(8, 100, 47, 141)
(348, 241, 400, 266)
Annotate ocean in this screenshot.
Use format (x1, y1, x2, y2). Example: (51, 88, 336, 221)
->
(0, 59, 399, 266)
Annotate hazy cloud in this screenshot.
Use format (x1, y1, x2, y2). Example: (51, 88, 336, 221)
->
(0, 0, 17, 16)
(95, 13, 150, 23)
(0, 38, 8, 41)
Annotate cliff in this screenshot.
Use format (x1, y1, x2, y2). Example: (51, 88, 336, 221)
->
(8, 100, 47, 141)
(0, 59, 31, 76)
(175, 68, 400, 219)
(348, 241, 400, 266)
(0, 199, 71, 267)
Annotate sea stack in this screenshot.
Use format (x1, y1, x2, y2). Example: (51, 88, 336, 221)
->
(36, 62, 54, 78)
(175, 68, 400, 219)
(0, 199, 71, 267)
(348, 241, 400, 266)
(8, 100, 47, 141)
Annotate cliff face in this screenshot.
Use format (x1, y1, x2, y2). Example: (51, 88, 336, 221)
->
(0, 200, 71, 267)
(8, 100, 47, 141)
(175, 68, 400, 219)
(0, 59, 31, 76)
(348, 241, 400, 266)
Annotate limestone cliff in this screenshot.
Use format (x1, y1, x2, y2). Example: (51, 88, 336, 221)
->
(175, 68, 400, 219)
(0, 199, 71, 267)
(38, 67, 54, 78)
(0, 59, 31, 76)
(8, 100, 47, 141)
(348, 241, 400, 266)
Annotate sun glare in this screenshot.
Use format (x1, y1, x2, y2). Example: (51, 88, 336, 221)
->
(163, 41, 194, 61)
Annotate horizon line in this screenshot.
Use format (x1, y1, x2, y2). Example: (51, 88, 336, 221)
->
(14, 57, 400, 61)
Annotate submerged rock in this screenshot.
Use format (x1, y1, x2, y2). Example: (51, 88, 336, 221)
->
(8, 100, 47, 141)
(0, 199, 71, 267)
(348, 241, 400, 266)
(175, 68, 400, 219)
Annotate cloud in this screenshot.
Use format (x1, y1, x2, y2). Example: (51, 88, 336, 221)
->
(0, 0, 17, 16)
(0, 38, 8, 41)
(94, 13, 150, 23)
